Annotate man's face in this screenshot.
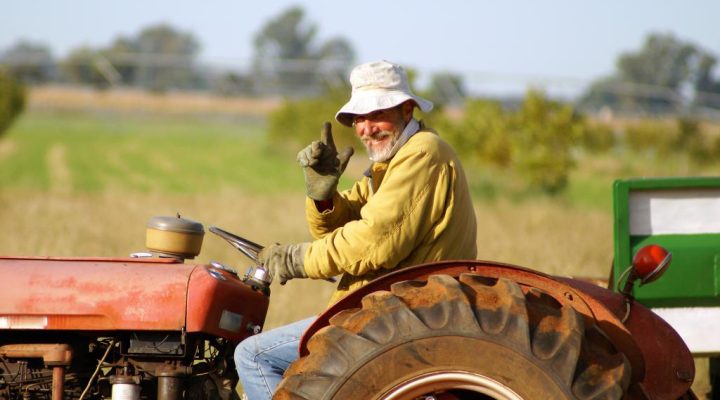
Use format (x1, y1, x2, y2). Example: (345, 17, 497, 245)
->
(352, 105, 408, 162)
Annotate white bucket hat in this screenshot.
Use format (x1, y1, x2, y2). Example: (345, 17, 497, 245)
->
(335, 60, 433, 127)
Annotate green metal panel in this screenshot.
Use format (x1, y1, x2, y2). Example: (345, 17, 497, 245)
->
(612, 179, 632, 292)
(612, 177, 720, 307)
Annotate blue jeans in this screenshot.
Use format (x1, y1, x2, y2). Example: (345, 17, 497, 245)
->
(234, 317, 315, 400)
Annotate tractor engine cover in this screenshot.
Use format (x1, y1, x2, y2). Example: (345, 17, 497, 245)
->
(0, 256, 268, 341)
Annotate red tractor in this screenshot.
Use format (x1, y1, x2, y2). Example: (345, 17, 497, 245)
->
(0, 215, 695, 399)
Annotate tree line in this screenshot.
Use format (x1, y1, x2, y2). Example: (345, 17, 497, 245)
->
(2, 5, 719, 114)
(0, 6, 359, 96)
(579, 33, 720, 115)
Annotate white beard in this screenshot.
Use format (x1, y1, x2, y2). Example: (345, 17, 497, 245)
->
(365, 131, 400, 162)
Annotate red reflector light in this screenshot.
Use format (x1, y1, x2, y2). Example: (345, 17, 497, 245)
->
(632, 244, 672, 284)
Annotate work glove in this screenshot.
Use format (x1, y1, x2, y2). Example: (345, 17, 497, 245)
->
(258, 243, 310, 285)
(297, 122, 354, 201)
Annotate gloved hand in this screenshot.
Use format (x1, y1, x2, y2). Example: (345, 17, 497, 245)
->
(297, 122, 354, 201)
(258, 243, 310, 285)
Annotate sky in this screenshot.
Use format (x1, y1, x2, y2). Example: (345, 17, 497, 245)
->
(2, 0, 718, 97)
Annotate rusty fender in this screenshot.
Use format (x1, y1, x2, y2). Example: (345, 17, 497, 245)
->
(301, 260, 694, 400)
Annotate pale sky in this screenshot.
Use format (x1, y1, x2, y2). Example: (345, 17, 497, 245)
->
(2, 0, 718, 96)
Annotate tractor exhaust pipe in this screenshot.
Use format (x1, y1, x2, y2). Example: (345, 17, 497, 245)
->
(157, 371, 184, 400)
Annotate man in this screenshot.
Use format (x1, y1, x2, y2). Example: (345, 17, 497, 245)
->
(234, 60, 477, 400)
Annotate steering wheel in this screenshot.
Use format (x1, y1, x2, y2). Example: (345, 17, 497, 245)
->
(209, 226, 264, 263)
(209, 226, 337, 284)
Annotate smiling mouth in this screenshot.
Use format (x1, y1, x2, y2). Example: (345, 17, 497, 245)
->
(363, 133, 391, 146)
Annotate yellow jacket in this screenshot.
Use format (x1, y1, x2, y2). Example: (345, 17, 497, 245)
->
(303, 125, 477, 305)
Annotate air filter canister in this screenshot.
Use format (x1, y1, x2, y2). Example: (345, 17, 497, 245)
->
(146, 215, 205, 259)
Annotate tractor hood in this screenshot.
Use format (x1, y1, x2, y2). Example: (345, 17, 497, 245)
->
(0, 256, 193, 331)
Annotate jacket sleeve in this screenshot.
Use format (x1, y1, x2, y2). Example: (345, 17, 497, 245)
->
(303, 148, 452, 278)
(305, 178, 369, 239)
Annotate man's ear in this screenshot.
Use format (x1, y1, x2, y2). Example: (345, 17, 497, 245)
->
(401, 101, 416, 122)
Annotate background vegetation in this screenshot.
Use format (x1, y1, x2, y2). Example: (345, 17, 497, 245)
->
(3, 6, 720, 114)
(0, 67, 25, 137)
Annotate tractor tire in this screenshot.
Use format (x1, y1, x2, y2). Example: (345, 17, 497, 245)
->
(274, 274, 630, 400)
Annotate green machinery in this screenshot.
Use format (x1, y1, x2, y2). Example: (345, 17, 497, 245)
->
(613, 176, 720, 355)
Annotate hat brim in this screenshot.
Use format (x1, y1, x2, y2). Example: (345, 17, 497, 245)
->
(335, 89, 433, 127)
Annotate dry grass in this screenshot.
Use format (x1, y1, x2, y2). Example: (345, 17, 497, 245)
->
(0, 190, 613, 325)
(28, 85, 281, 116)
(474, 199, 612, 277)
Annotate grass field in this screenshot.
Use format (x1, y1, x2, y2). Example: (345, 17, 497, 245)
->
(0, 111, 299, 194)
(0, 87, 715, 396)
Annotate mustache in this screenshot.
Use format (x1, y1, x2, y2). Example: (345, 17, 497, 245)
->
(362, 131, 394, 144)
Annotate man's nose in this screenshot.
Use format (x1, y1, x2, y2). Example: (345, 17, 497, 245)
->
(356, 121, 376, 137)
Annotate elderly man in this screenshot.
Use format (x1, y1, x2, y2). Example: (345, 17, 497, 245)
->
(234, 60, 477, 399)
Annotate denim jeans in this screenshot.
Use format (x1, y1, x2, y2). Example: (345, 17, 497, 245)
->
(234, 316, 315, 400)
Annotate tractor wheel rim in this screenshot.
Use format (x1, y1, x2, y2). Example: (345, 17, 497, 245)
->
(379, 371, 524, 400)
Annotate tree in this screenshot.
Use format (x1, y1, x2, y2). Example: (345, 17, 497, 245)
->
(131, 24, 200, 91)
(0, 40, 54, 84)
(510, 90, 582, 194)
(580, 33, 720, 113)
(578, 76, 677, 114)
(211, 71, 255, 96)
(103, 36, 137, 85)
(61, 46, 111, 89)
(253, 6, 317, 93)
(617, 33, 696, 90)
(316, 38, 355, 87)
(60, 23, 201, 91)
(695, 53, 718, 92)
(578, 77, 624, 111)
(0, 67, 26, 138)
(441, 98, 510, 166)
(693, 53, 720, 109)
(425, 72, 467, 107)
(252, 6, 355, 95)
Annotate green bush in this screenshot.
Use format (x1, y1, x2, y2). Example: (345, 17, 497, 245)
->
(0, 68, 26, 137)
(676, 118, 713, 164)
(267, 84, 357, 153)
(621, 117, 720, 165)
(439, 91, 586, 194)
(456, 99, 510, 167)
(509, 90, 583, 194)
(580, 121, 616, 153)
(624, 120, 677, 156)
(711, 135, 720, 162)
